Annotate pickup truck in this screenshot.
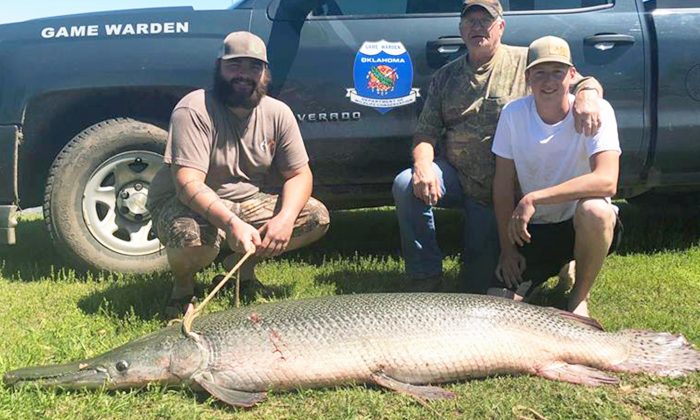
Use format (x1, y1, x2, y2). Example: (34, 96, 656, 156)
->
(0, 0, 698, 273)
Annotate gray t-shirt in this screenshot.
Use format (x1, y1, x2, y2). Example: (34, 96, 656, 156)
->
(149, 89, 308, 203)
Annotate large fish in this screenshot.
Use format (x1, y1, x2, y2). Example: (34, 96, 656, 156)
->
(4, 294, 700, 407)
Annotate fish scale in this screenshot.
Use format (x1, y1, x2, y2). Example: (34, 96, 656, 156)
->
(5, 293, 700, 408)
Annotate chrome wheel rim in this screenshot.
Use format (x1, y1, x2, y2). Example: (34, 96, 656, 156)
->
(82, 151, 163, 256)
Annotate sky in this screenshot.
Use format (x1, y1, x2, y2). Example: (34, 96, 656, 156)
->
(0, 0, 236, 24)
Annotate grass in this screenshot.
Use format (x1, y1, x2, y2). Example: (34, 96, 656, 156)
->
(1, 202, 699, 419)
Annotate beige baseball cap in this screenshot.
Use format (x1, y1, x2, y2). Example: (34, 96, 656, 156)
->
(526, 36, 573, 70)
(218, 31, 268, 64)
(461, 0, 503, 18)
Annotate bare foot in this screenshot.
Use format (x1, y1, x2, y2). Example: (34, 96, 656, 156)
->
(569, 299, 589, 317)
(555, 261, 576, 293)
(487, 287, 526, 302)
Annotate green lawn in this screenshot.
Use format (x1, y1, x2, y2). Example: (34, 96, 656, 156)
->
(1, 203, 699, 419)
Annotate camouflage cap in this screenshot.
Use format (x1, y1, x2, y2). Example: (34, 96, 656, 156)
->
(461, 0, 503, 18)
(218, 31, 268, 64)
(526, 36, 573, 70)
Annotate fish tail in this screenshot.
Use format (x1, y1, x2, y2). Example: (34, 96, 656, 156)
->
(612, 330, 700, 377)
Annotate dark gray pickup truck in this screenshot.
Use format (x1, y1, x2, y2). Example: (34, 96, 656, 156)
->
(0, 0, 698, 272)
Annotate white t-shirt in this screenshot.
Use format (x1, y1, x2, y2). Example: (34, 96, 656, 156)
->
(492, 94, 621, 224)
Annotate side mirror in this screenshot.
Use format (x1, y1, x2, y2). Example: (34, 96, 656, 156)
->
(268, 0, 317, 21)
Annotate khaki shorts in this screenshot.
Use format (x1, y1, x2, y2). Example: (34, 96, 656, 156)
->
(149, 191, 330, 251)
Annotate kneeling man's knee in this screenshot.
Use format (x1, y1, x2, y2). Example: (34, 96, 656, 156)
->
(574, 198, 616, 233)
(308, 197, 330, 232)
(392, 168, 414, 202)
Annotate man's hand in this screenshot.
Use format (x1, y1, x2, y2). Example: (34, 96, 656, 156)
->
(258, 214, 294, 258)
(412, 161, 441, 206)
(573, 89, 601, 136)
(227, 219, 261, 255)
(495, 247, 527, 289)
(508, 196, 536, 246)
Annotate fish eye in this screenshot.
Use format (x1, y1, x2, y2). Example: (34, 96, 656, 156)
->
(115, 360, 129, 372)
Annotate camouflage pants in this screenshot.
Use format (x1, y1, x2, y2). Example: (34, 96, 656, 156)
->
(149, 192, 330, 252)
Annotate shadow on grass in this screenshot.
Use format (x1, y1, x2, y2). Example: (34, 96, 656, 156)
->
(0, 218, 66, 280)
(314, 269, 406, 294)
(288, 202, 700, 264)
(614, 201, 700, 255)
(286, 207, 464, 265)
(2, 203, 700, 284)
(75, 272, 174, 319)
(75, 272, 294, 320)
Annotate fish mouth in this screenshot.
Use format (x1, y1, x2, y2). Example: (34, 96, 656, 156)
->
(4, 361, 111, 389)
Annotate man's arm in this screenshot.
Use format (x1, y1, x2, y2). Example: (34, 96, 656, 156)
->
(411, 136, 441, 206)
(172, 164, 259, 253)
(257, 163, 313, 257)
(493, 156, 526, 288)
(571, 73, 604, 136)
(519, 151, 618, 206)
(509, 151, 619, 246)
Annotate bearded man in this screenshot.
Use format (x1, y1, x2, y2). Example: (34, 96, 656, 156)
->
(147, 31, 329, 317)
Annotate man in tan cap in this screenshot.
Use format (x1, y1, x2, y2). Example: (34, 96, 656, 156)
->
(147, 31, 329, 317)
(392, 0, 604, 294)
(491, 36, 621, 316)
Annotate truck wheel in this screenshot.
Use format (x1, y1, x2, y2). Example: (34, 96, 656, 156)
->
(44, 118, 169, 273)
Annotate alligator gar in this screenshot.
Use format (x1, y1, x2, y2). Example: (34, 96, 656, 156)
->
(4, 293, 700, 407)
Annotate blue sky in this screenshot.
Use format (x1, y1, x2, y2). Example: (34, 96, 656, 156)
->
(0, 1, 236, 24)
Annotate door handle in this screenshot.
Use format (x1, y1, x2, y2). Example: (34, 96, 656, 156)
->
(426, 37, 466, 68)
(427, 38, 465, 54)
(584, 34, 635, 51)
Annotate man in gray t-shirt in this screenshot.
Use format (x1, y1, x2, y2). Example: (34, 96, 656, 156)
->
(147, 32, 329, 317)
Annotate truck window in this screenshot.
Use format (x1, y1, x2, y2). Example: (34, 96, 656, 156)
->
(654, 0, 700, 7)
(508, 0, 612, 11)
(310, 0, 463, 17)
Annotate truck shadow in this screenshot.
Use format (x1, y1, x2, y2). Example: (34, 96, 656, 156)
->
(291, 202, 700, 295)
(2, 203, 699, 284)
(286, 207, 464, 264)
(0, 217, 66, 280)
(287, 202, 700, 263)
(75, 272, 294, 320)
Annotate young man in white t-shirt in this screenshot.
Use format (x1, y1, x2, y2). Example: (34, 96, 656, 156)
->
(490, 36, 622, 317)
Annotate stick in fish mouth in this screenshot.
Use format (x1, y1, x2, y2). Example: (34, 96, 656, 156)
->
(4, 294, 700, 407)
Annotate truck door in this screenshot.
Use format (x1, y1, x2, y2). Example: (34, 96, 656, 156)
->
(646, 0, 700, 187)
(252, 0, 465, 208)
(501, 0, 648, 195)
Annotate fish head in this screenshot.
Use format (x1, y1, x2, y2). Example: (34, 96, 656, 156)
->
(4, 327, 202, 390)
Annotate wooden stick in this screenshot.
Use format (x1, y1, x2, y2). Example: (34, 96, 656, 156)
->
(182, 249, 255, 336)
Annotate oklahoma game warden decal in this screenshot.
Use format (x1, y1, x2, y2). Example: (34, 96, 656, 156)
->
(346, 40, 420, 114)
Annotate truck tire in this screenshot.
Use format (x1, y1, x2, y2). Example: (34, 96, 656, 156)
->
(44, 118, 169, 273)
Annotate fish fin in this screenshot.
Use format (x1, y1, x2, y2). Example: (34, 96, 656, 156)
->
(611, 330, 700, 377)
(193, 372, 267, 408)
(552, 309, 605, 331)
(535, 362, 618, 386)
(370, 371, 455, 404)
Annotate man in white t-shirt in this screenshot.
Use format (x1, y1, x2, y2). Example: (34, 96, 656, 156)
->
(490, 36, 622, 317)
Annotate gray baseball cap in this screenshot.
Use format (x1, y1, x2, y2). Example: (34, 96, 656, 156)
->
(526, 36, 573, 70)
(461, 0, 503, 18)
(218, 31, 268, 64)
